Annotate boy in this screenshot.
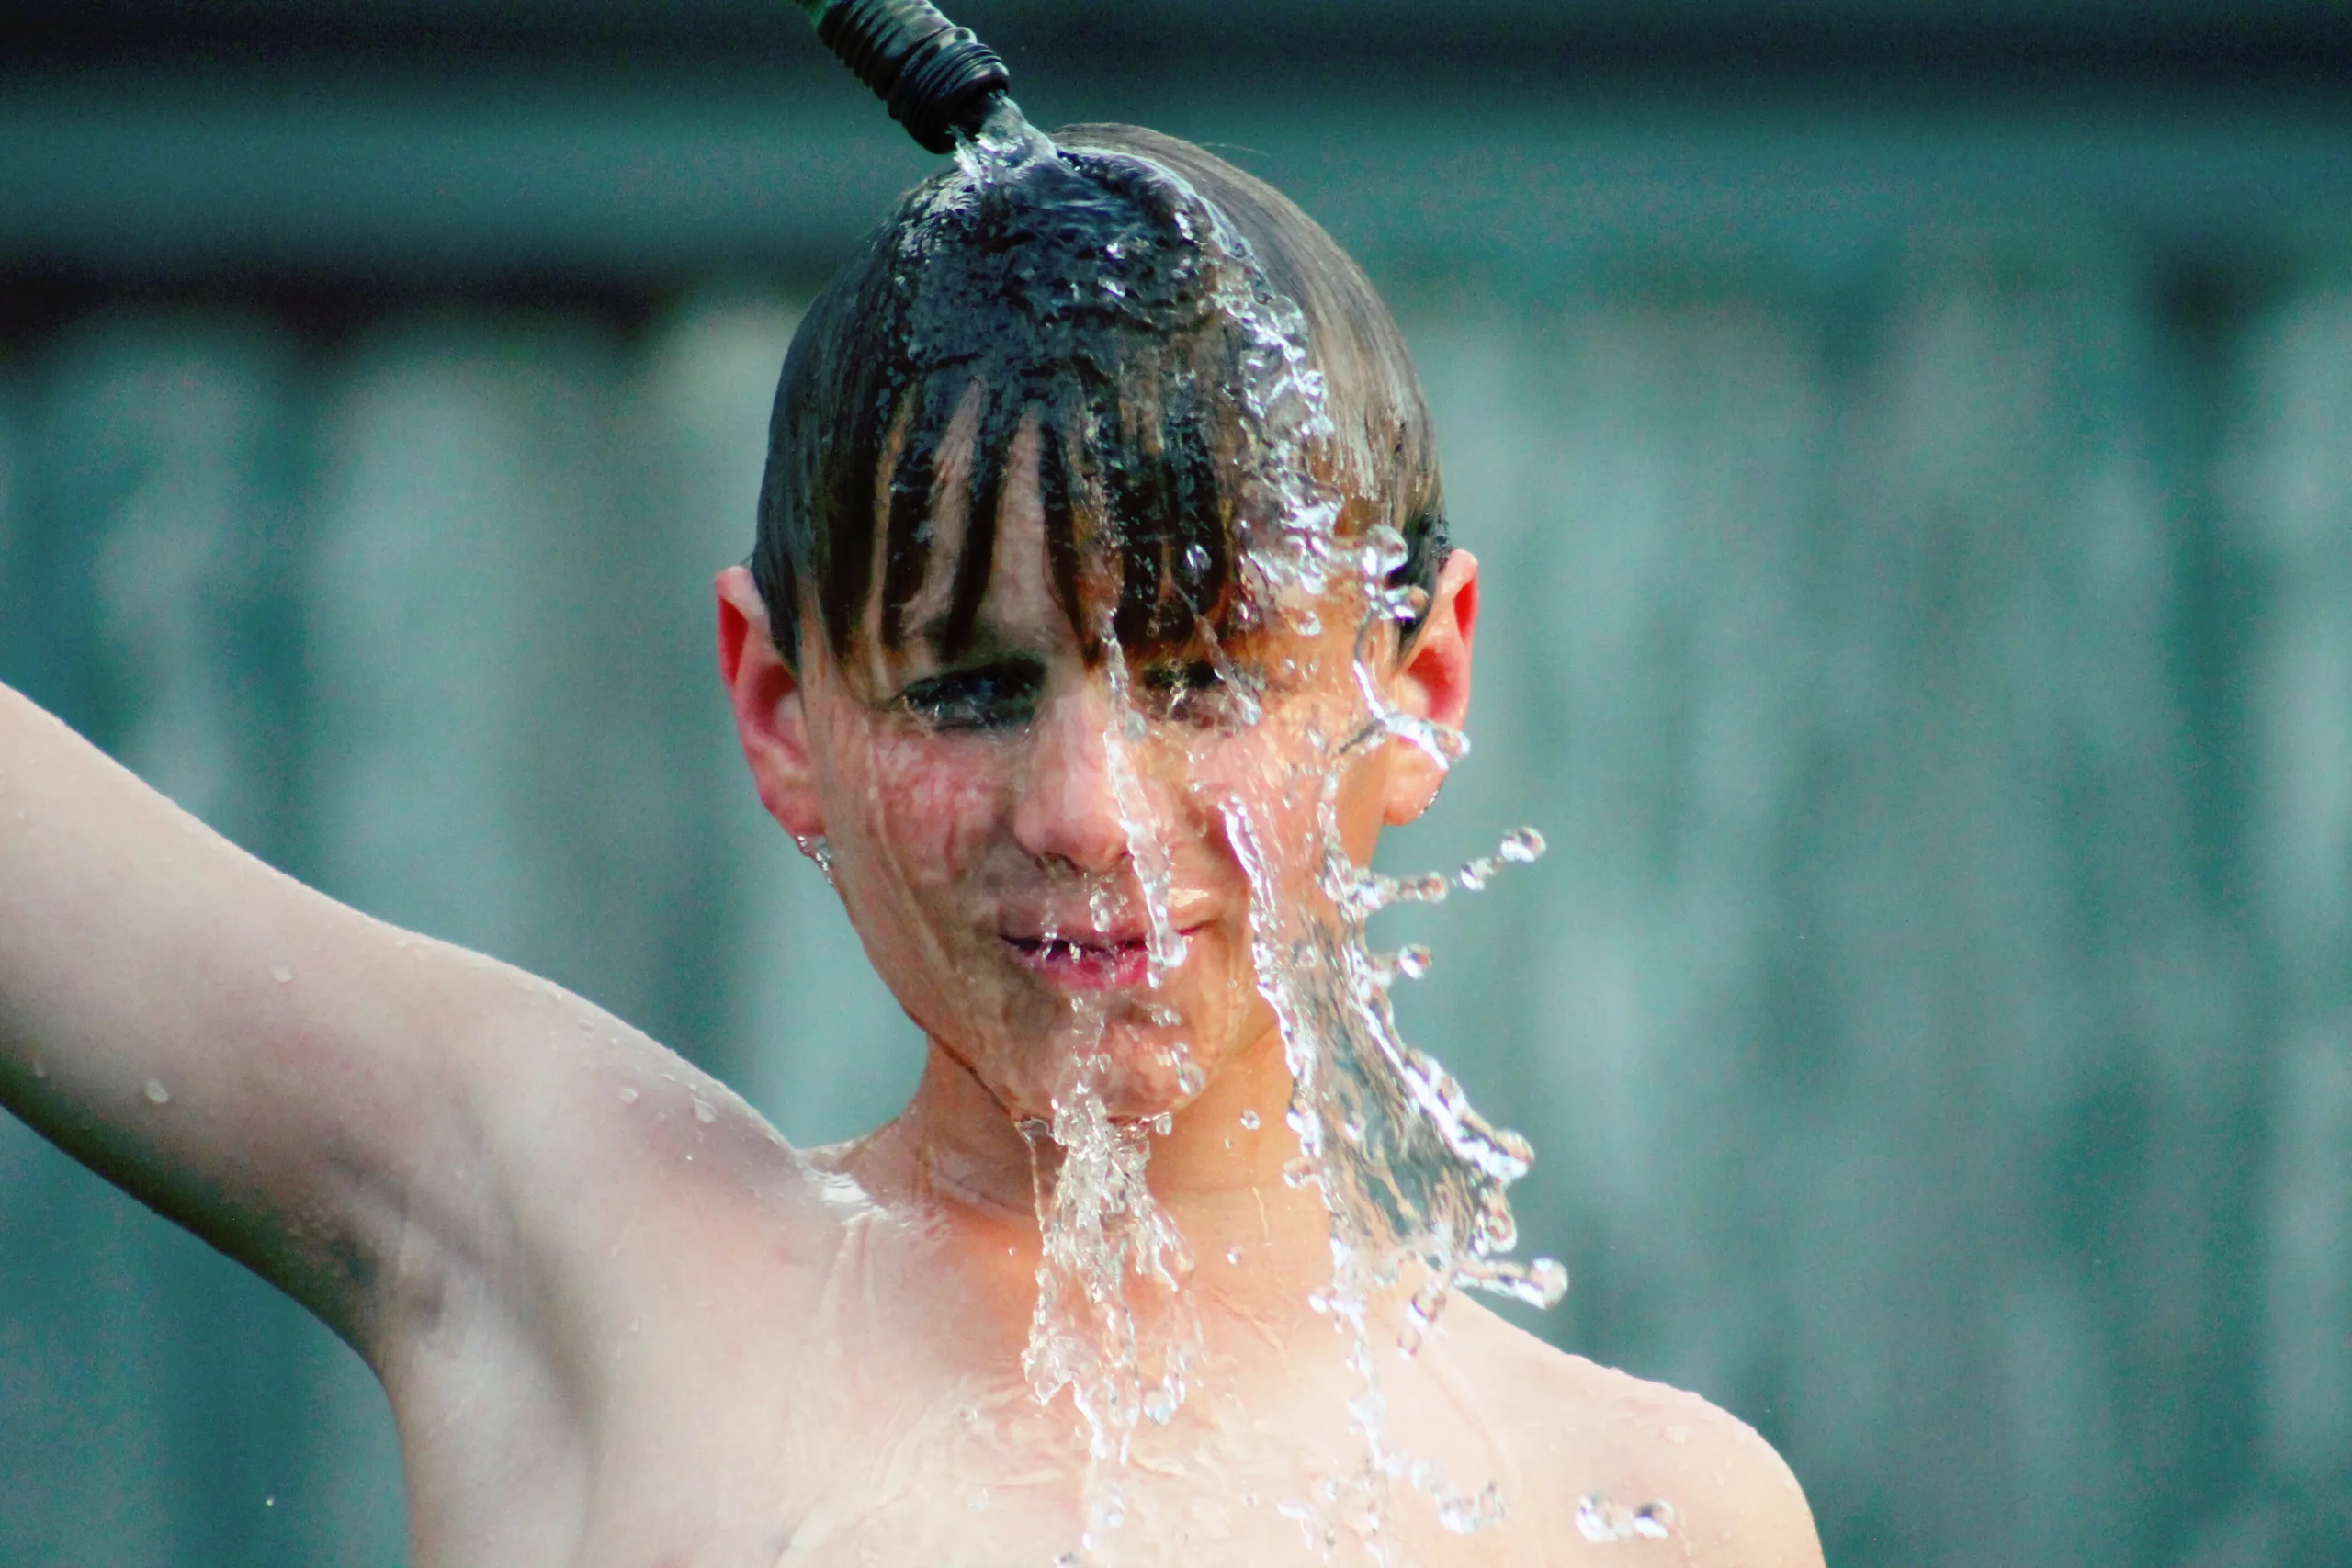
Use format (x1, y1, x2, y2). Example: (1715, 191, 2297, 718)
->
(0, 122, 1823, 1566)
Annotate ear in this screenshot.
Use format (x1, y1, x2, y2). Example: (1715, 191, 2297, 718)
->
(1381, 548, 1479, 826)
(716, 565, 827, 841)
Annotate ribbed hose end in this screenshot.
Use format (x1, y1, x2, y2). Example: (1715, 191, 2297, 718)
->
(816, 0, 1012, 154)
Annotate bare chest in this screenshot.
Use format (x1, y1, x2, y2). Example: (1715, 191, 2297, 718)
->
(570, 1354, 1558, 1568)
(394, 1217, 1566, 1568)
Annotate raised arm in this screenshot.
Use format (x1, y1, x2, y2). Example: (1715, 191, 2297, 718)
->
(0, 680, 648, 1354)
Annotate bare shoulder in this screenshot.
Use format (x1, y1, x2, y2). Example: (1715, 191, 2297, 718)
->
(1441, 1304, 1826, 1568)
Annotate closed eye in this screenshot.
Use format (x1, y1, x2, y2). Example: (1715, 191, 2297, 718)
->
(893, 660, 1045, 732)
(1138, 658, 1259, 725)
(1141, 660, 1222, 697)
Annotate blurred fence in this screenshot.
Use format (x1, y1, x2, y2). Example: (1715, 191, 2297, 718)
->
(4, 243, 2352, 1567)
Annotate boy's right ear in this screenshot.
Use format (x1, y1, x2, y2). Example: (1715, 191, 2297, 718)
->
(716, 566, 828, 841)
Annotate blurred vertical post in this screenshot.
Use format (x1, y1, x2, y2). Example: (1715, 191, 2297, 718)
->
(2236, 285, 2352, 1554)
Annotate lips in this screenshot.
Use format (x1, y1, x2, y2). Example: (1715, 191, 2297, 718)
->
(1004, 932, 1156, 989)
(1002, 922, 1204, 990)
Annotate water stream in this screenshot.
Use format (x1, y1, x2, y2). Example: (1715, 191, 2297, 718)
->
(944, 103, 1568, 1562)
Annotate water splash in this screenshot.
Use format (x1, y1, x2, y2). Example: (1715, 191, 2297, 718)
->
(1176, 192, 1563, 1544)
(939, 101, 1563, 1560)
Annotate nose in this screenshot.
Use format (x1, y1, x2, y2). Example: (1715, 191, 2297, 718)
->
(1012, 678, 1132, 874)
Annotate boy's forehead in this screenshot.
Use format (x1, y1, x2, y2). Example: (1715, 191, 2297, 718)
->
(870, 413, 1066, 668)
(978, 413, 1058, 626)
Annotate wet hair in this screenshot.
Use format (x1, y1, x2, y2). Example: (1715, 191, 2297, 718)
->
(751, 122, 1449, 671)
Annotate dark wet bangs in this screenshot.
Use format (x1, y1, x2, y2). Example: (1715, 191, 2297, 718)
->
(754, 123, 1450, 675)
(823, 356, 1244, 666)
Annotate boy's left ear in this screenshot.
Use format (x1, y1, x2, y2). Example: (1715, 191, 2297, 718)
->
(1382, 548, 1479, 826)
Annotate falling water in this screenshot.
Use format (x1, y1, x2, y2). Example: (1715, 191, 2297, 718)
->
(939, 102, 1566, 1562)
(1020, 1008, 1202, 1554)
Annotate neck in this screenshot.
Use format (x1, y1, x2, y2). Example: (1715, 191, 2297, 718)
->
(848, 1027, 1338, 1307)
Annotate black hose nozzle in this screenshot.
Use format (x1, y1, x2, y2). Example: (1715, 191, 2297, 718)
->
(816, 0, 1012, 154)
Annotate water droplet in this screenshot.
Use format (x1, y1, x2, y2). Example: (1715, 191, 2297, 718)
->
(1437, 1482, 1506, 1534)
(1395, 944, 1432, 980)
(30, 1057, 47, 1079)
(616, 1086, 639, 1105)
(795, 834, 837, 887)
(1499, 826, 1546, 863)
(142, 1078, 171, 1106)
(269, 964, 294, 984)
(1577, 1493, 1668, 1543)
(1665, 1424, 1690, 1446)
(1226, 1247, 1243, 1265)
(1238, 1109, 1261, 1131)
(693, 1099, 716, 1123)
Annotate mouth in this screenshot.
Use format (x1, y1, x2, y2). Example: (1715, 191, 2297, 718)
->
(1002, 925, 1204, 990)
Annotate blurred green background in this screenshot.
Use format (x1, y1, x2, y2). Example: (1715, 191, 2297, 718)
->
(4, 3, 2352, 1564)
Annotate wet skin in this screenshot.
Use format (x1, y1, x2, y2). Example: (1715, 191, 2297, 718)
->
(0, 423, 1826, 1564)
(722, 414, 1415, 1140)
